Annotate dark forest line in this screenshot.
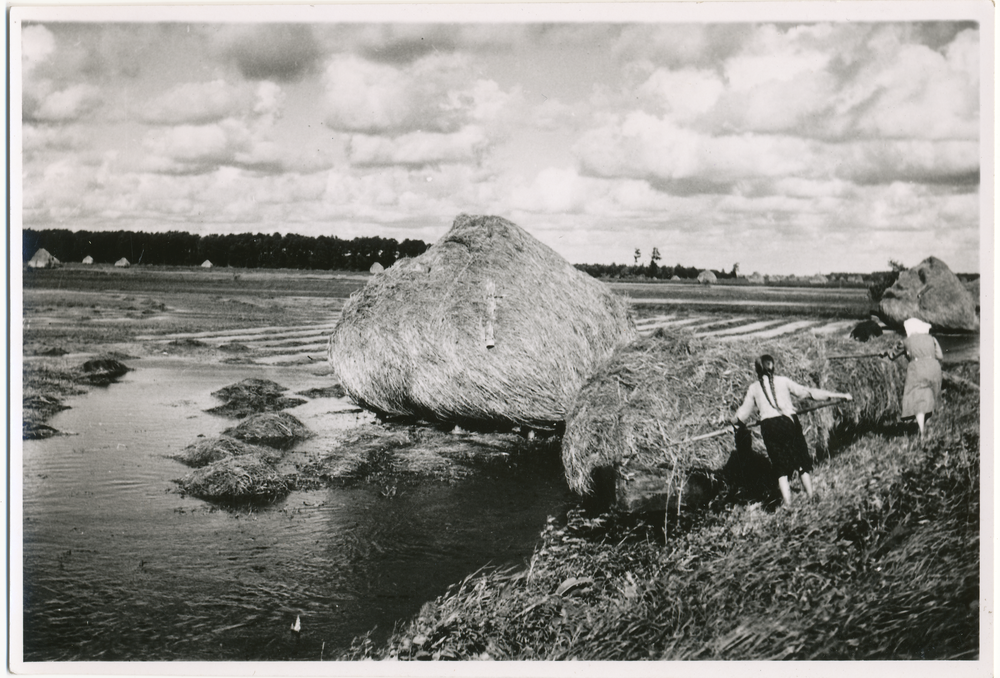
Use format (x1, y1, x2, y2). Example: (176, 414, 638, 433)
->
(22, 228, 430, 272)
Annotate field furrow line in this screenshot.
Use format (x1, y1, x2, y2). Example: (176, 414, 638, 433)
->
(697, 319, 785, 337)
(732, 319, 821, 340)
(139, 321, 340, 343)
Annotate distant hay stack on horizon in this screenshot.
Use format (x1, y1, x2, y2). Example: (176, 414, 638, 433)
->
(369, 261, 384, 274)
(82, 255, 94, 265)
(561, 328, 906, 499)
(201, 259, 213, 268)
(697, 270, 716, 285)
(328, 214, 638, 429)
(27, 248, 61, 269)
(114, 257, 130, 268)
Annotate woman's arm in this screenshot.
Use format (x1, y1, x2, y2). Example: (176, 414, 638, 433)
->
(786, 378, 853, 402)
(732, 385, 757, 425)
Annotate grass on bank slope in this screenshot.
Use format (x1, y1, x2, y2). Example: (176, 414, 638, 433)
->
(344, 363, 981, 661)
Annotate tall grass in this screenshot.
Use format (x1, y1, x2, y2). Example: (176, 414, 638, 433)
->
(344, 373, 980, 661)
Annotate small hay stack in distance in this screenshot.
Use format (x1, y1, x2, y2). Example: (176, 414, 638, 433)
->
(328, 214, 637, 429)
(562, 328, 906, 510)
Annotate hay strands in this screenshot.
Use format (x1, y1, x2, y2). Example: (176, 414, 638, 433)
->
(667, 399, 851, 449)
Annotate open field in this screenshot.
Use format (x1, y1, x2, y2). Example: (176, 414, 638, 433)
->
(17, 264, 983, 662)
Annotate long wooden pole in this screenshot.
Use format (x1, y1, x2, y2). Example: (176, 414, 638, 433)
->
(668, 399, 849, 448)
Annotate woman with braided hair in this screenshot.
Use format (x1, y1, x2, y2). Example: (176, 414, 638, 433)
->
(731, 354, 853, 507)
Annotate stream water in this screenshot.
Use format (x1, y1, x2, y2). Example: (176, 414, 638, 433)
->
(18, 360, 572, 662)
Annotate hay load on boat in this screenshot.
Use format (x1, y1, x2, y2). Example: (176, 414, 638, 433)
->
(328, 214, 637, 428)
(561, 328, 906, 512)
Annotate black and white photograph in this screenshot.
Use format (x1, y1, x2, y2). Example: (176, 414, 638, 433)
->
(10, 2, 993, 674)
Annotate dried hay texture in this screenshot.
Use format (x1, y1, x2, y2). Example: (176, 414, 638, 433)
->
(173, 435, 283, 467)
(223, 411, 312, 449)
(206, 378, 307, 418)
(561, 328, 907, 495)
(176, 454, 289, 502)
(328, 214, 637, 428)
(878, 256, 979, 332)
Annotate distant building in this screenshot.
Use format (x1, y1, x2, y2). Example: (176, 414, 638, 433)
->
(810, 274, 829, 284)
(748, 272, 765, 285)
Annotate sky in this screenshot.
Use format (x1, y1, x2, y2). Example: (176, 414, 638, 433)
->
(12, 4, 990, 276)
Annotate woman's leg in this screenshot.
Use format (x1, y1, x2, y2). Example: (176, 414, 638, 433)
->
(915, 412, 926, 439)
(800, 472, 815, 500)
(777, 475, 792, 506)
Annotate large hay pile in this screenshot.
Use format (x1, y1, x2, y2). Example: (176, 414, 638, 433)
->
(878, 256, 979, 332)
(562, 328, 907, 496)
(328, 214, 637, 428)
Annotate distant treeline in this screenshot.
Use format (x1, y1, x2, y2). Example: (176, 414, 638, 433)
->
(22, 229, 429, 271)
(574, 263, 738, 281)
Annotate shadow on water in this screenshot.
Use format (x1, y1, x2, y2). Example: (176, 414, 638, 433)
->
(20, 360, 573, 661)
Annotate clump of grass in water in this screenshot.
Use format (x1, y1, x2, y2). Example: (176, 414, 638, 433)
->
(206, 378, 307, 418)
(223, 411, 312, 449)
(344, 382, 979, 661)
(175, 454, 290, 503)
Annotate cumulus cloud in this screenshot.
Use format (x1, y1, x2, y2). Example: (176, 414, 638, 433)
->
(139, 80, 285, 126)
(215, 24, 321, 82)
(27, 83, 103, 122)
(140, 118, 288, 175)
(348, 125, 488, 167)
(321, 52, 522, 137)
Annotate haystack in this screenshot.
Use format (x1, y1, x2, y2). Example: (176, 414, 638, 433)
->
(82, 255, 94, 265)
(173, 435, 282, 467)
(223, 411, 311, 449)
(201, 260, 213, 268)
(878, 256, 978, 332)
(27, 248, 61, 269)
(114, 257, 130, 268)
(369, 261, 384, 274)
(175, 454, 289, 502)
(670, 275, 682, 281)
(696, 270, 716, 285)
(328, 214, 637, 428)
(561, 328, 906, 497)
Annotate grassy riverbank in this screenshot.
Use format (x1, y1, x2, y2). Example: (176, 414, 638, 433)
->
(344, 361, 982, 661)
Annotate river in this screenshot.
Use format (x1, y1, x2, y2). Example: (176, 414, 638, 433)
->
(17, 359, 571, 661)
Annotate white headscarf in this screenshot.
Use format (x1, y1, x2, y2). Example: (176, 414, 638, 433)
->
(903, 318, 932, 336)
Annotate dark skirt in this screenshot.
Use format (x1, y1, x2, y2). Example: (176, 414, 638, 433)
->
(759, 415, 813, 478)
